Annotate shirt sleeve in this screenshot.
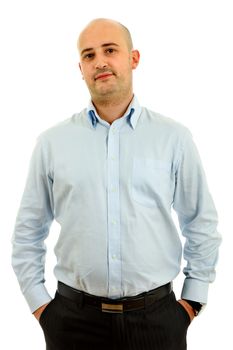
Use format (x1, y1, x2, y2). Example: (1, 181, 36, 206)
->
(173, 129, 221, 304)
(11, 135, 54, 313)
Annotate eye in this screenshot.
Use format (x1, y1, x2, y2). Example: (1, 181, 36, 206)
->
(105, 48, 116, 54)
(83, 53, 95, 60)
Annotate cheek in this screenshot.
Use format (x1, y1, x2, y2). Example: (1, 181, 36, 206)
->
(83, 72, 94, 85)
(80, 64, 92, 78)
(120, 64, 133, 78)
(112, 62, 129, 77)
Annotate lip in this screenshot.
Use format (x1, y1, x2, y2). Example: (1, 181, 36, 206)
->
(94, 72, 114, 80)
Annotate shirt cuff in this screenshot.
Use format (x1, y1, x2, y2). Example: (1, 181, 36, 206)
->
(181, 278, 209, 304)
(24, 283, 52, 313)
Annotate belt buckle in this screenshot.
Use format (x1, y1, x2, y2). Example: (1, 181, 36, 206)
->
(101, 302, 123, 313)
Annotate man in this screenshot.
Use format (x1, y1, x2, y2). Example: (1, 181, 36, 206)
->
(12, 18, 221, 349)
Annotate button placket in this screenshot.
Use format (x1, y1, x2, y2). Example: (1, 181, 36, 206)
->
(107, 124, 122, 297)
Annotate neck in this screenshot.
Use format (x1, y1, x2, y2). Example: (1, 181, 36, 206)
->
(92, 93, 134, 125)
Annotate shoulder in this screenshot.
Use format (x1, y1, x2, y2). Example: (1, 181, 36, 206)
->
(141, 107, 192, 139)
(36, 109, 87, 144)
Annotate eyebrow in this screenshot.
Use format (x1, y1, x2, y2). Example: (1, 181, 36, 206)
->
(80, 42, 119, 56)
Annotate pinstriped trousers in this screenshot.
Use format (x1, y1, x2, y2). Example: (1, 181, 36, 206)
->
(39, 291, 190, 350)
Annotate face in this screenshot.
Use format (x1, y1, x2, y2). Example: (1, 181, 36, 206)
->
(78, 20, 140, 103)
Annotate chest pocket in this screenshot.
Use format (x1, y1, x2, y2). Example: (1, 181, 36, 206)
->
(131, 158, 172, 208)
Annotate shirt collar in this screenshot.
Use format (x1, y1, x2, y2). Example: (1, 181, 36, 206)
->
(87, 95, 142, 130)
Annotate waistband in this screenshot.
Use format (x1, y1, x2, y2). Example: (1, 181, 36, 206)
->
(57, 281, 172, 313)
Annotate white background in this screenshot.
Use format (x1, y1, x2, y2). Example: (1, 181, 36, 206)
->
(1, 0, 232, 349)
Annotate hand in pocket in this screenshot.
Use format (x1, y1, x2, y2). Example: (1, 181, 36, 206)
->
(33, 302, 51, 321)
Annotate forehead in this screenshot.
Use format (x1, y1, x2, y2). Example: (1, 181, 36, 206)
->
(78, 21, 128, 53)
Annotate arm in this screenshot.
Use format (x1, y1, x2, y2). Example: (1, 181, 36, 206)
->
(173, 130, 221, 305)
(11, 135, 54, 313)
(33, 303, 50, 321)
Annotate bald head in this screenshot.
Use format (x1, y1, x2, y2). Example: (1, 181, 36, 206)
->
(77, 18, 140, 107)
(77, 18, 133, 53)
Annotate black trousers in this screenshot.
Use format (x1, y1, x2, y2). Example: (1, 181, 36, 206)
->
(39, 291, 190, 350)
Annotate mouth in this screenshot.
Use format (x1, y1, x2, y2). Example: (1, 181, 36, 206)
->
(94, 72, 114, 81)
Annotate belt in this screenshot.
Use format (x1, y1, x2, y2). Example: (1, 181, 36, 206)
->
(57, 281, 172, 313)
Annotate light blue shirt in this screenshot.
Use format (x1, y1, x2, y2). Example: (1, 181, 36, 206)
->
(12, 96, 221, 313)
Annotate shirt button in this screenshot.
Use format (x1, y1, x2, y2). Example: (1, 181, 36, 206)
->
(112, 254, 117, 260)
(111, 220, 117, 225)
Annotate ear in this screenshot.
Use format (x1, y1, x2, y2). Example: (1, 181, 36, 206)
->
(131, 50, 140, 70)
(79, 62, 82, 74)
(78, 62, 84, 80)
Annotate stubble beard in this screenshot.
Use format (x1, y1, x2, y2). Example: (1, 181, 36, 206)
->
(90, 76, 133, 107)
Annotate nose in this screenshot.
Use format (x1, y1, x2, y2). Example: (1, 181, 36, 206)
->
(95, 62, 108, 70)
(95, 56, 108, 70)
